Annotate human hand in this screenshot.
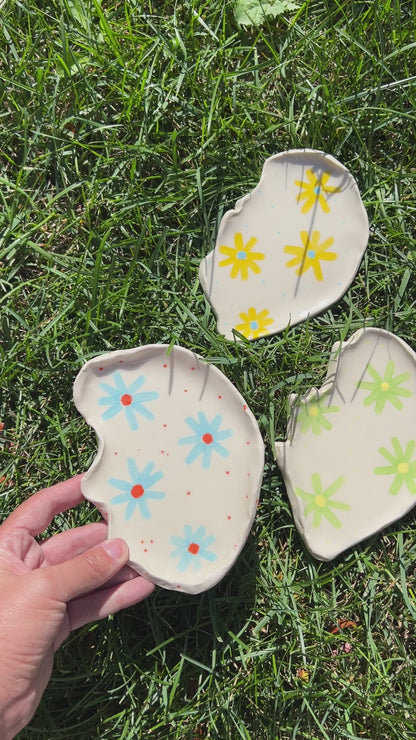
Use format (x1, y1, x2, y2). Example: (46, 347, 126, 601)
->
(0, 475, 155, 739)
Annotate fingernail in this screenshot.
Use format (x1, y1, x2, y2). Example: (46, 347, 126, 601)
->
(101, 538, 127, 560)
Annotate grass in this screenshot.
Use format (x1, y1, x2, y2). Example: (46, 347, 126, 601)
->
(0, 0, 415, 737)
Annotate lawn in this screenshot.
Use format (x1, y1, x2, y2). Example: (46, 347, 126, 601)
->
(1, 0, 416, 738)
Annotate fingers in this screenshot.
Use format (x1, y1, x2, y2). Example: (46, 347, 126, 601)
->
(40, 522, 107, 565)
(35, 538, 130, 603)
(67, 576, 155, 634)
(1, 475, 84, 538)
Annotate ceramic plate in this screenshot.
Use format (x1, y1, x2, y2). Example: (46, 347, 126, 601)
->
(199, 149, 369, 340)
(73, 344, 264, 593)
(275, 328, 416, 560)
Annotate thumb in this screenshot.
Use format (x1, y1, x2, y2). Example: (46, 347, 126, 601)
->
(36, 538, 130, 603)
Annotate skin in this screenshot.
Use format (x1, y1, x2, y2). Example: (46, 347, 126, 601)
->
(0, 475, 155, 739)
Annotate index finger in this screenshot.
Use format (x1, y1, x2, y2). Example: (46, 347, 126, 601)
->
(0, 474, 85, 537)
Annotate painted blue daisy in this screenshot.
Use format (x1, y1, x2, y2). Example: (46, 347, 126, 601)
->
(170, 525, 217, 572)
(179, 412, 232, 470)
(98, 372, 158, 430)
(108, 458, 165, 520)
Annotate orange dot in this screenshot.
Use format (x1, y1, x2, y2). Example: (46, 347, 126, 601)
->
(188, 542, 199, 555)
(131, 484, 144, 498)
(121, 394, 132, 406)
(202, 433, 213, 445)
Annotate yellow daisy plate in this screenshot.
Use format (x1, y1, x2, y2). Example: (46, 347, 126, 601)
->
(199, 149, 369, 340)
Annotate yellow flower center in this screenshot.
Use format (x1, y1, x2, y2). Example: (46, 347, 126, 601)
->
(314, 494, 326, 508)
(308, 404, 319, 417)
(380, 381, 390, 392)
(397, 462, 409, 475)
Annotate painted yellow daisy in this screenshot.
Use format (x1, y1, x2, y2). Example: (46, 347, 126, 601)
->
(294, 168, 341, 214)
(219, 232, 265, 281)
(235, 307, 274, 339)
(284, 230, 337, 281)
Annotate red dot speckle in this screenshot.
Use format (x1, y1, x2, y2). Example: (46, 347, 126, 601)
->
(163, 424, 167, 428)
(114, 451, 118, 456)
(121, 394, 132, 406)
(226, 471, 230, 475)
(187, 491, 191, 496)
(188, 542, 199, 555)
(202, 433, 213, 445)
(140, 540, 144, 544)
(119, 360, 123, 363)
(144, 548, 148, 552)
(184, 389, 188, 393)
(227, 516, 231, 520)
(163, 364, 168, 368)
(150, 540, 154, 544)
(244, 404, 247, 410)
(99, 367, 103, 371)
(246, 441, 250, 445)
(191, 367, 195, 371)
(218, 395, 222, 399)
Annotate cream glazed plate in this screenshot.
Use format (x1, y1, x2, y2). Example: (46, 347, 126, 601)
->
(275, 328, 416, 560)
(199, 149, 369, 340)
(73, 344, 264, 594)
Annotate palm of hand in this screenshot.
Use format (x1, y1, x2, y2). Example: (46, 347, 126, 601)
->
(0, 476, 154, 739)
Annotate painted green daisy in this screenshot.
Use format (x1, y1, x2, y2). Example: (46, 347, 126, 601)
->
(295, 473, 348, 529)
(357, 361, 411, 414)
(375, 437, 416, 496)
(296, 397, 339, 435)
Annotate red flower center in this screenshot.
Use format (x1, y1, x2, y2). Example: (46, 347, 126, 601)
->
(188, 542, 199, 555)
(202, 433, 213, 445)
(130, 484, 144, 499)
(121, 394, 133, 406)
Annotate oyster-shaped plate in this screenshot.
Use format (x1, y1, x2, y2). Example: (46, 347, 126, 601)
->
(275, 328, 416, 560)
(199, 149, 369, 340)
(73, 345, 264, 594)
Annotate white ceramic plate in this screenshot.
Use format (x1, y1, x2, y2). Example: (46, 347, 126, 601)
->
(200, 149, 369, 340)
(275, 328, 416, 560)
(73, 344, 264, 593)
